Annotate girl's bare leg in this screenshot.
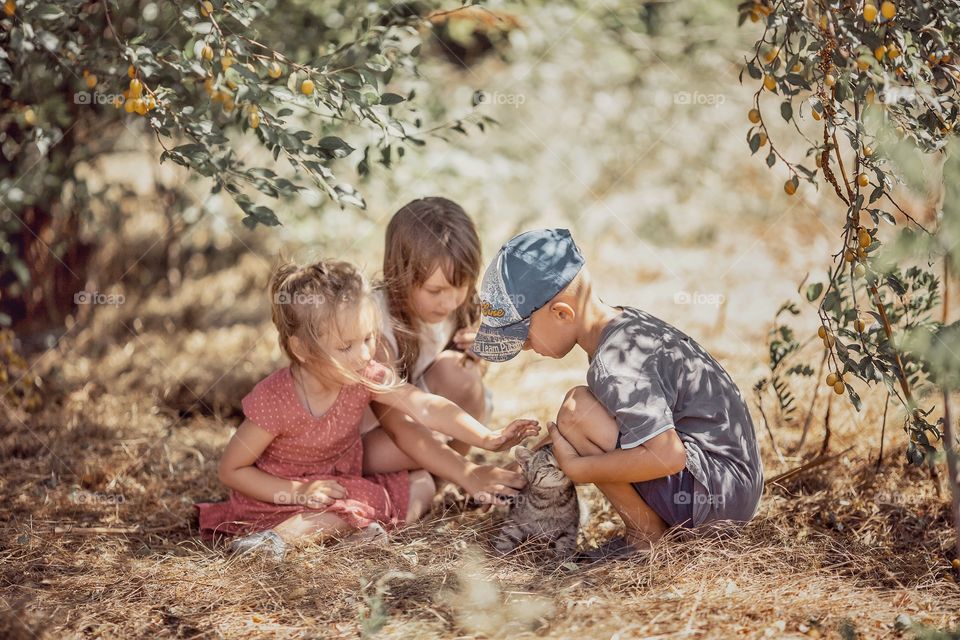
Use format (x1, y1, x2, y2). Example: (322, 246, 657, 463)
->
(272, 511, 352, 543)
(405, 469, 437, 523)
(362, 424, 420, 472)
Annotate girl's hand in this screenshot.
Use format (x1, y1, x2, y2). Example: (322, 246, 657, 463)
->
(294, 479, 347, 508)
(482, 419, 541, 452)
(546, 421, 581, 474)
(463, 463, 526, 506)
(453, 328, 482, 365)
(453, 328, 477, 351)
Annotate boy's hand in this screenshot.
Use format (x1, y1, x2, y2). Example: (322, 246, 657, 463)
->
(546, 421, 581, 475)
(482, 419, 541, 452)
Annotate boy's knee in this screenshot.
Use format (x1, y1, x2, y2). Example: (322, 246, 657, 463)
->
(556, 385, 618, 453)
(556, 385, 593, 432)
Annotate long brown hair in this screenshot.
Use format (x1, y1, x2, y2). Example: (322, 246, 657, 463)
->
(381, 197, 482, 379)
(269, 258, 397, 391)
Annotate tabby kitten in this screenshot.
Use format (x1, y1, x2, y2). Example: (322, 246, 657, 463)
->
(493, 445, 580, 558)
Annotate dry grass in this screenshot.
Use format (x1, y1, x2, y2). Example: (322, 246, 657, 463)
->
(4, 2, 960, 637)
(2, 230, 959, 639)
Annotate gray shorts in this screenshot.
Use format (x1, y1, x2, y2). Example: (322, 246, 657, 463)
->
(616, 432, 697, 529)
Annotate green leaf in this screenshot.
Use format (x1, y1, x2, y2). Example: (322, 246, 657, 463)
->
(780, 101, 793, 122)
(360, 85, 380, 106)
(9, 256, 29, 286)
(36, 4, 65, 20)
(380, 93, 404, 105)
(240, 204, 281, 228)
(334, 184, 365, 209)
(806, 282, 823, 302)
(823, 290, 840, 312)
(846, 385, 862, 411)
(365, 54, 390, 72)
(318, 136, 355, 157)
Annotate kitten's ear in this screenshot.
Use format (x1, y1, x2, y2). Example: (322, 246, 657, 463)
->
(514, 446, 534, 468)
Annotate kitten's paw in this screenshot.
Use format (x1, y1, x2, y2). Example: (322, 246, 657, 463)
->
(552, 544, 578, 559)
(492, 537, 517, 555)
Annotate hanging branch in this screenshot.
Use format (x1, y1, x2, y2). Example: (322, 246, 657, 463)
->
(943, 390, 960, 565)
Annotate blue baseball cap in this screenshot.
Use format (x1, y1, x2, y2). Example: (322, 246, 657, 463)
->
(473, 228, 585, 362)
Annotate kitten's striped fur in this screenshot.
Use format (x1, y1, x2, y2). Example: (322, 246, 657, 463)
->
(493, 445, 580, 558)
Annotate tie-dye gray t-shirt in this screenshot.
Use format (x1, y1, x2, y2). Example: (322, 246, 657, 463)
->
(587, 306, 764, 526)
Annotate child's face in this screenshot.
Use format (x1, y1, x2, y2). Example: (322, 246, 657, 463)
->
(326, 299, 378, 375)
(522, 301, 579, 359)
(411, 266, 468, 324)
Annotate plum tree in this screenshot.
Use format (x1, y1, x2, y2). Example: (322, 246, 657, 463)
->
(740, 0, 960, 563)
(0, 1, 491, 328)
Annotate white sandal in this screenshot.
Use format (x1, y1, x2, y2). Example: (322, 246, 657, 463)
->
(227, 529, 288, 560)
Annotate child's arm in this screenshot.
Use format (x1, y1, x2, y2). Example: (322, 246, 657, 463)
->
(547, 422, 687, 484)
(373, 383, 540, 452)
(371, 402, 528, 499)
(218, 419, 346, 507)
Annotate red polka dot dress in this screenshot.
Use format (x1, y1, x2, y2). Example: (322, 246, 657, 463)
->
(196, 361, 410, 537)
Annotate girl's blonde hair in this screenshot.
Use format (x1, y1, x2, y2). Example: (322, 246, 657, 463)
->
(381, 197, 482, 379)
(269, 258, 397, 391)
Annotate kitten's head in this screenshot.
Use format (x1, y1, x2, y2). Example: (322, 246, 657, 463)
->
(515, 444, 571, 490)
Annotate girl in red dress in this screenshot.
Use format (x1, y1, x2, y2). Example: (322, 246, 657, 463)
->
(196, 259, 539, 558)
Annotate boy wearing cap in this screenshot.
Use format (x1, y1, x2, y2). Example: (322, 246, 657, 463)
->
(473, 229, 764, 558)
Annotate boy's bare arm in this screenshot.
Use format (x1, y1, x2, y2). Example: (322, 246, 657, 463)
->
(548, 423, 687, 484)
